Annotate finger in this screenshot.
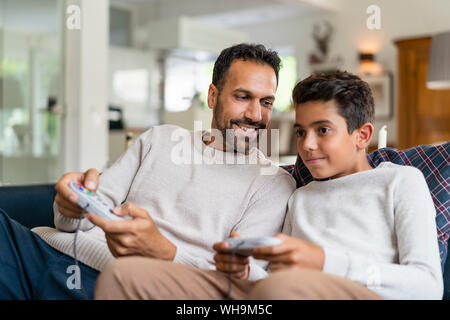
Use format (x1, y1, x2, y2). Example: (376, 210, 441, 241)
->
(105, 236, 130, 258)
(83, 168, 100, 191)
(86, 213, 135, 234)
(214, 253, 249, 265)
(216, 262, 247, 273)
(253, 242, 292, 256)
(57, 204, 82, 219)
(213, 241, 230, 252)
(55, 193, 81, 213)
(215, 262, 229, 273)
(107, 233, 137, 250)
(233, 271, 247, 279)
(86, 213, 109, 229)
(105, 237, 119, 258)
(274, 233, 290, 241)
(254, 252, 294, 264)
(55, 172, 85, 204)
(229, 232, 240, 238)
(115, 202, 149, 219)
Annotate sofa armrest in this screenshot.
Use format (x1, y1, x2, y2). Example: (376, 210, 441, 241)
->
(0, 184, 55, 229)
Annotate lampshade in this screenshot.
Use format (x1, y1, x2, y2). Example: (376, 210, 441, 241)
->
(359, 52, 375, 63)
(427, 31, 450, 90)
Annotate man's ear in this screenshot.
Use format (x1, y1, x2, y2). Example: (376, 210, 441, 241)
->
(355, 122, 374, 150)
(207, 84, 218, 110)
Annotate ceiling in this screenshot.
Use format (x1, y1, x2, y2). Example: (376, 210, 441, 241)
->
(0, 0, 59, 33)
(0, 0, 338, 34)
(112, 0, 338, 27)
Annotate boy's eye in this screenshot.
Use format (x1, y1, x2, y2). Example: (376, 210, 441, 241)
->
(319, 127, 330, 135)
(296, 130, 305, 138)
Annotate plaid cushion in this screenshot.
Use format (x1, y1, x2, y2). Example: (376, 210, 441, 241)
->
(281, 142, 450, 270)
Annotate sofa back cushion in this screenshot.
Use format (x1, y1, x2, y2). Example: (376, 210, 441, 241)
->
(0, 184, 56, 228)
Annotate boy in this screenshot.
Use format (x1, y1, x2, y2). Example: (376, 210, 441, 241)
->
(213, 71, 443, 299)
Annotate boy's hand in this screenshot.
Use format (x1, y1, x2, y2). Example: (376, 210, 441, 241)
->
(253, 234, 325, 272)
(213, 232, 250, 280)
(54, 168, 100, 219)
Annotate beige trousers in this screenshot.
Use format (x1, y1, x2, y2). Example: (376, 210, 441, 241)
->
(95, 257, 382, 300)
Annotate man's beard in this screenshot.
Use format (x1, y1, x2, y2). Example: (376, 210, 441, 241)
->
(213, 100, 266, 154)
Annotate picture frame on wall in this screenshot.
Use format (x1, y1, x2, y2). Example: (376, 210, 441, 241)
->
(362, 73, 393, 119)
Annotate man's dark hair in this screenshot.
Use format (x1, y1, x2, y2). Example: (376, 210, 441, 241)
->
(292, 71, 375, 133)
(212, 43, 281, 91)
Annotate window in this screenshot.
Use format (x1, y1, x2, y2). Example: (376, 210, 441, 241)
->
(163, 53, 297, 113)
(164, 56, 213, 112)
(109, 7, 132, 47)
(274, 55, 297, 112)
(113, 69, 149, 104)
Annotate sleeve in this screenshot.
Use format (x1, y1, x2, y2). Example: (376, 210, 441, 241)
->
(53, 128, 154, 232)
(322, 168, 443, 300)
(233, 171, 296, 281)
(281, 193, 296, 236)
(172, 171, 296, 280)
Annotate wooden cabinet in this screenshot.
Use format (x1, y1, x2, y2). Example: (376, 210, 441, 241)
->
(395, 37, 450, 149)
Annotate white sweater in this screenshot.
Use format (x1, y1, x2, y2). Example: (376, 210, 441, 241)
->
(283, 161, 443, 299)
(32, 125, 296, 281)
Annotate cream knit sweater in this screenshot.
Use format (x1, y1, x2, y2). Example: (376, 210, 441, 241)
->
(284, 162, 443, 299)
(32, 125, 296, 281)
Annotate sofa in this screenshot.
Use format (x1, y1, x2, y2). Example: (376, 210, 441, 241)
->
(0, 142, 449, 299)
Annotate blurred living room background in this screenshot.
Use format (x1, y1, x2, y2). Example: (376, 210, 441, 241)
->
(0, 0, 449, 185)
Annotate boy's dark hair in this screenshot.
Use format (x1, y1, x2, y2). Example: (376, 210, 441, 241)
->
(212, 43, 281, 91)
(292, 71, 375, 133)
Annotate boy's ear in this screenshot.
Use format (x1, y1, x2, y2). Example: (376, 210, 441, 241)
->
(355, 122, 374, 150)
(207, 84, 218, 110)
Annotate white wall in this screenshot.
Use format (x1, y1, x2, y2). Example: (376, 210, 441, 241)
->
(238, 0, 450, 146)
(329, 0, 450, 145)
(64, 0, 109, 173)
(109, 46, 160, 128)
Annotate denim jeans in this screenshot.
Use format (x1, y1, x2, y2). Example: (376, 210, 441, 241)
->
(0, 209, 98, 299)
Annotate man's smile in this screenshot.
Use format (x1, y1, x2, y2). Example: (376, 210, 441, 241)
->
(232, 123, 259, 138)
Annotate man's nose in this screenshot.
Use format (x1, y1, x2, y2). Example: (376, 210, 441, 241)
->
(244, 100, 262, 122)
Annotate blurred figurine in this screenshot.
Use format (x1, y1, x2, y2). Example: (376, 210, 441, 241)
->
(310, 21, 333, 64)
(190, 92, 204, 110)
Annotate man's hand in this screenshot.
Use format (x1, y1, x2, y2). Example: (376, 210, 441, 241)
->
(213, 232, 250, 280)
(253, 234, 324, 272)
(86, 202, 177, 260)
(54, 168, 100, 219)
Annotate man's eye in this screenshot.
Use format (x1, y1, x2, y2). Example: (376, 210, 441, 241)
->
(237, 95, 248, 100)
(263, 100, 273, 107)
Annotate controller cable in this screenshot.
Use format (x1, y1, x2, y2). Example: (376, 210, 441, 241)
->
(72, 205, 89, 300)
(226, 240, 245, 300)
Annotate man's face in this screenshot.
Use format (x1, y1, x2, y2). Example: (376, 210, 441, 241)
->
(294, 100, 361, 179)
(208, 59, 277, 153)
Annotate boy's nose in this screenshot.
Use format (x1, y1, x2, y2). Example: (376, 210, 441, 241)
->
(302, 133, 318, 151)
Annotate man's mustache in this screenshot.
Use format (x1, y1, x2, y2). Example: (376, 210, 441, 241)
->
(229, 119, 266, 130)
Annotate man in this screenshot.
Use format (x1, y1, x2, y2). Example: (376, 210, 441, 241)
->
(0, 43, 295, 299)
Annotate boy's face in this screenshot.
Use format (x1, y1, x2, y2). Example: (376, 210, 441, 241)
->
(294, 100, 362, 179)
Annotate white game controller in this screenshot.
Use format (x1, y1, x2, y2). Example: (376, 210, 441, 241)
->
(222, 237, 283, 256)
(69, 181, 129, 221)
